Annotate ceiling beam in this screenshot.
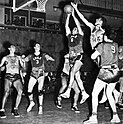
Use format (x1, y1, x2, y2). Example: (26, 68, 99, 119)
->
(78, 4, 123, 18)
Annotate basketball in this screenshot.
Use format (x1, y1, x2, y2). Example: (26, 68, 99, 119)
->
(64, 5, 73, 14)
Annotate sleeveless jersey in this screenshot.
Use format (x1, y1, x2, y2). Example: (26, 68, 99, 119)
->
(29, 53, 45, 68)
(68, 34, 84, 55)
(118, 46, 123, 78)
(96, 42, 118, 67)
(90, 27, 105, 49)
(5, 55, 20, 74)
(97, 42, 120, 83)
(118, 46, 123, 70)
(28, 53, 46, 78)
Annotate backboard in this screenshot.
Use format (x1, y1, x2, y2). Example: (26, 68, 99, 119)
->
(12, 0, 48, 12)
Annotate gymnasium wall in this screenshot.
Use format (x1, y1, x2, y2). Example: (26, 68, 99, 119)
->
(0, 28, 66, 72)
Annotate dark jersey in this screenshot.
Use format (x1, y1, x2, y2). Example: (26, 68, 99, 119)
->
(28, 53, 45, 68)
(27, 53, 46, 78)
(68, 34, 84, 55)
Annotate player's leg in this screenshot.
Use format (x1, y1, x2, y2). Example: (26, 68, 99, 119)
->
(71, 80, 80, 113)
(0, 79, 11, 118)
(37, 75, 45, 114)
(56, 73, 68, 108)
(27, 76, 37, 112)
(84, 78, 105, 124)
(113, 88, 120, 104)
(13, 79, 23, 117)
(106, 83, 120, 123)
(60, 60, 82, 98)
(117, 77, 123, 109)
(59, 73, 68, 95)
(75, 71, 89, 104)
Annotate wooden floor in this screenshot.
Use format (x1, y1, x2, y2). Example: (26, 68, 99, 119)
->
(0, 93, 122, 124)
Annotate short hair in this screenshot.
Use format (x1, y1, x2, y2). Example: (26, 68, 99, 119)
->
(2, 41, 11, 49)
(90, 13, 107, 28)
(95, 14, 107, 28)
(99, 16, 107, 28)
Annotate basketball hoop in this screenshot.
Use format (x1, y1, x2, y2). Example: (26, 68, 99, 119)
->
(36, 0, 48, 12)
(12, 0, 48, 12)
(12, 0, 35, 12)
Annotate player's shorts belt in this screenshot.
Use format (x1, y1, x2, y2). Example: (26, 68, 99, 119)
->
(101, 64, 118, 69)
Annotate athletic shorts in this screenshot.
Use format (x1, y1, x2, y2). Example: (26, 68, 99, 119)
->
(98, 66, 120, 83)
(69, 53, 83, 65)
(31, 67, 44, 79)
(5, 73, 21, 83)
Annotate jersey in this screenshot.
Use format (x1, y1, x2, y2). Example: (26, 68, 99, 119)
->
(68, 34, 84, 56)
(118, 46, 123, 70)
(29, 54, 45, 68)
(90, 27, 105, 49)
(27, 53, 46, 78)
(118, 46, 123, 79)
(96, 42, 120, 83)
(96, 42, 118, 67)
(5, 55, 21, 74)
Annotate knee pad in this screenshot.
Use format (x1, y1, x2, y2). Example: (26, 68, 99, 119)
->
(38, 90, 44, 96)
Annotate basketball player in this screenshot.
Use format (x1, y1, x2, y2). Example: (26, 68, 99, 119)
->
(23, 42, 54, 114)
(83, 42, 120, 123)
(60, 8, 89, 104)
(71, 2, 113, 50)
(0, 44, 24, 118)
(56, 54, 80, 113)
(117, 46, 123, 109)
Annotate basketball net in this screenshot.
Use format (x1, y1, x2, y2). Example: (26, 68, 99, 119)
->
(36, 0, 48, 12)
(12, 0, 48, 12)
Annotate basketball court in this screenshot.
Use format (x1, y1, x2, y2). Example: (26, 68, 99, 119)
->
(0, 93, 122, 124)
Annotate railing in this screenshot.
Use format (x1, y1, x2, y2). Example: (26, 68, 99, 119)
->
(0, 23, 62, 33)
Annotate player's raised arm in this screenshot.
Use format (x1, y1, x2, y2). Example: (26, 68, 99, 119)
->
(65, 13, 71, 36)
(104, 35, 113, 42)
(71, 2, 94, 30)
(71, 9, 83, 36)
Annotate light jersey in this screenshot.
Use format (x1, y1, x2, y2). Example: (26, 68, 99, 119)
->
(68, 34, 83, 56)
(118, 46, 123, 70)
(90, 27, 105, 49)
(5, 55, 21, 74)
(96, 42, 118, 67)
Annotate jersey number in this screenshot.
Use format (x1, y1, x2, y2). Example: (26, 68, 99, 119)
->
(36, 60, 39, 64)
(111, 45, 116, 53)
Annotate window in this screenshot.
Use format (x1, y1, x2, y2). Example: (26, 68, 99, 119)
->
(31, 17, 44, 28)
(13, 15, 27, 26)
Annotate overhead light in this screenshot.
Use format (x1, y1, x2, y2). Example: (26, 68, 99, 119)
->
(53, 6, 60, 12)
